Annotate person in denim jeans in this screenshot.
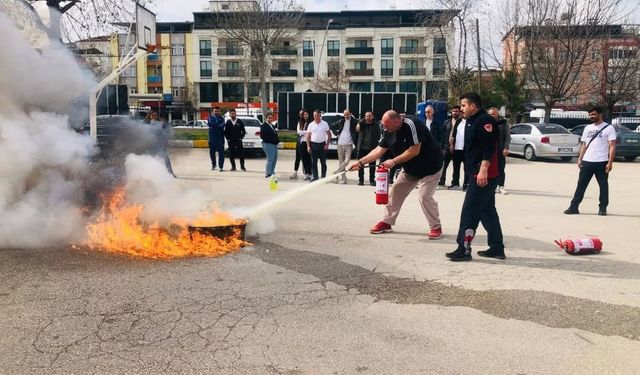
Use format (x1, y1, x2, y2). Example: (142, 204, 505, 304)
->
(260, 113, 280, 178)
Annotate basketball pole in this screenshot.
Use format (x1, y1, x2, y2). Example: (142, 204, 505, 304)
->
(89, 47, 148, 140)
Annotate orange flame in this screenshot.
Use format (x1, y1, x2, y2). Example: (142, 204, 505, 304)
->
(86, 188, 248, 259)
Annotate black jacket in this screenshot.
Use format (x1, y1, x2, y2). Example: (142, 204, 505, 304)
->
(357, 119, 381, 151)
(496, 118, 511, 149)
(330, 116, 358, 145)
(428, 119, 446, 150)
(464, 109, 499, 177)
(224, 118, 246, 141)
(450, 117, 464, 149)
(443, 117, 458, 150)
(260, 122, 280, 145)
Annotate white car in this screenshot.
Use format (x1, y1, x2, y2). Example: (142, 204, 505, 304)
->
(509, 123, 580, 161)
(174, 120, 207, 128)
(321, 112, 343, 153)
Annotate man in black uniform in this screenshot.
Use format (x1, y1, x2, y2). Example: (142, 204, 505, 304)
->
(224, 109, 247, 171)
(349, 110, 444, 240)
(446, 93, 505, 261)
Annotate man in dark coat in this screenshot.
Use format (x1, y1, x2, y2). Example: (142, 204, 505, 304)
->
(224, 109, 247, 171)
(207, 106, 226, 171)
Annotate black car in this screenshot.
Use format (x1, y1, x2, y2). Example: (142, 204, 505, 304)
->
(570, 124, 640, 161)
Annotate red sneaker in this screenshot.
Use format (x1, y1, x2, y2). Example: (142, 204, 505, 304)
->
(428, 227, 442, 240)
(370, 221, 392, 234)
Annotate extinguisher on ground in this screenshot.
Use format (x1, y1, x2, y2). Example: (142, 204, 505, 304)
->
(554, 237, 603, 255)
(375, 165, 389, 205)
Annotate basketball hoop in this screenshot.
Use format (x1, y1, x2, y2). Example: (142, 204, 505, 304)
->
(146, 44, 157, 53)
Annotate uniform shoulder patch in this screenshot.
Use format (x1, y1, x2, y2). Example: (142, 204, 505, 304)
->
(484, 123, 493, 132)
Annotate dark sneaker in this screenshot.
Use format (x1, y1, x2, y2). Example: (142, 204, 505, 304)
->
(230, 167, 237, 171)
(358, 181, 364, 186)
(598, 208, 607, 216)
(241, 167, 247, 171)
(564, 208, 579, 215)
(446, 248, 472, 261)
(477, 248, 506, 259)
(447, 185, 461, 190)
(370, 221, 392, 234)
(370, 181, 376, 186)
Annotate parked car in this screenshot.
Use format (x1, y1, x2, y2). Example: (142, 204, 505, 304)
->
(174, 120, 207, 128)
(509, 123, 580, 161)
(224, 115, 264, 155)
(611, 117, 640, 131)
(570, 124, 640, 162)
(170, 119, 186, 127)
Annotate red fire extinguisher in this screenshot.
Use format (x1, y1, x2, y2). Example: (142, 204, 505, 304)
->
(375, 165, 389, 205)
(554, 237, 603, 255)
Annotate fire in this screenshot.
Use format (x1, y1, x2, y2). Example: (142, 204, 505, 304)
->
(86, 188, 248, 259)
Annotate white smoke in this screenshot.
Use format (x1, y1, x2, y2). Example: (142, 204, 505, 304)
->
(0, 11, 96, 248)
(124, 154, 209, 222)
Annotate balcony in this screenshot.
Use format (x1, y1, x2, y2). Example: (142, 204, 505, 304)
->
(199, 48, 212, 56)
(271, 48, 298, 56)
(303, 69, 314, 78)
(346, 69, 374, 76)
(399, 68, 426, 76)
(147, 75, 162, 87)
(399, 46, 427, 55)
(380, 68, 394, 77)
(218, 69, 243, 77)
(345, 47, 374, 55)
(217, 47, 243, 56)
(270, 69, 298, 77)
(381, 47, 394, 55)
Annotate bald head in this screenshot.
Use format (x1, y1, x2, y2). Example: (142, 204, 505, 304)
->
(381, 110, 403, 132)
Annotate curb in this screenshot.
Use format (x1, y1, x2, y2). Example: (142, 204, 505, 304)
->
(169, 140, 298, 149)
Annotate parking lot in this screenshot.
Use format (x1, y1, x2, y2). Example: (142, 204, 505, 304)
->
(1, 149, 639, 374)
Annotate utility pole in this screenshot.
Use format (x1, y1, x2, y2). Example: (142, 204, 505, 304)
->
(476, 19, 482, 92)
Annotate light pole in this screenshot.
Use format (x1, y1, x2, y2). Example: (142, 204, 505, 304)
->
(315, 18, 334, 81)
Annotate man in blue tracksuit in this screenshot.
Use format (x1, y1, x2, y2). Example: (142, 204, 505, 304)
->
(208, 106, 226, 171)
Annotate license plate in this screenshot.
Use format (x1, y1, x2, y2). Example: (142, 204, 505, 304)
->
(331, 140, 337, 145)
(558, 147, 573, 152)
(626, 139, 639, 143)
(243, 142, 252, 147)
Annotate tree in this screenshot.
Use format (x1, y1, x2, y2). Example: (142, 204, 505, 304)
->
(505, 0, 627, 122)
(211, 0, 304, 115)
(598, 25, 640, 117)
(313, 60, 350, 92)
(491, 70, 527, 122)
(27, 0, 153, 41)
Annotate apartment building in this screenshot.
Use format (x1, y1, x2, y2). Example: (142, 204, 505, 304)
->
(503, 24, 640, 110)
(191, 8, 457, 108)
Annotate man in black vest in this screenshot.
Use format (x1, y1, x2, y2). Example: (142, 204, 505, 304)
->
(446, 92, 505, 261)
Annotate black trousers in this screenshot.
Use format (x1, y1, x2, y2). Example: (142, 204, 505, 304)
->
(296, 142, 312, 175)
(496, 150, 506, 187)
(310, 142, 327, 180)
(439, 149, 452, 185)
(227, 139, 245, 169)
(357, 149, 376, 183)
(569, 161, 609, 210)
(456, 177, 504, 251)
(451, 150, 468, 187)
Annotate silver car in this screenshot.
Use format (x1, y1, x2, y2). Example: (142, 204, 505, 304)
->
(509, 123, 580, 161)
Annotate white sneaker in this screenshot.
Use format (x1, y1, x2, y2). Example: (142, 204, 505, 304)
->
(303, 174, 312, 181)
(289, 172, 298, 180)
(499, 186, 508, 195)
(338, 180, 347, 184)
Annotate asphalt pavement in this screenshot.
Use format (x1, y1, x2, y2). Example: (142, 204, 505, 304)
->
(1, 149, 639, 374)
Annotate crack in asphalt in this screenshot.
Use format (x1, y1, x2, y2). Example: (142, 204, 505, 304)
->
(252, 240, 640, 341)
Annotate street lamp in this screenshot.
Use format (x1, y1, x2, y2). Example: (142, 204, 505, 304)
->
(315, 18, 334, 80)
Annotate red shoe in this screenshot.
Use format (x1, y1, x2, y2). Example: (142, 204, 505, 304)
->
(370, 221, 392, 234)
(428, 227, 442, 240)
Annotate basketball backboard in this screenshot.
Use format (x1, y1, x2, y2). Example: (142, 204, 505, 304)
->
(136, 3, 156, 51)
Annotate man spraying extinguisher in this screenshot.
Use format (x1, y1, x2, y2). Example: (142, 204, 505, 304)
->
(349, 110, 444, 240)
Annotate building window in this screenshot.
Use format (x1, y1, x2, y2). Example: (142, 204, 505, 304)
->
(199, 40, 212, 56)
(222, 82, 244, 102)
(433, 38, 446, 54)
(303, 40, 314, 56)
(354, 60, 367, 70)
(374, 81, 396, 92)
(130, 87, 138, 94)
(404, 39, 418, 48)
(609, 48, 637, 59)
(303, 61, 314, 77)
(381, 38, 394, 55)
(123, 66, 136, 77)
(226, 61, 240, 71)
(591, 51, 601, 61)
(327, 40, 340, 56)
(399, 81, 422, 95)
(433, 58, 445, 76)
(349, 82, 372, 92)
(354, 40, 368, 48)
(172, 44, 184, 56)
(381, 59, 393, 76)
(277, 61, 291, 71)
(273, 82, 294, 101)
(405, 60, 418, 70)
(328, 61, 340, 77)
(199, 82, 218, 102)
(171, 65, 185, 77)
(172, 87, 186, 99)
(200, 61, 212, 77)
